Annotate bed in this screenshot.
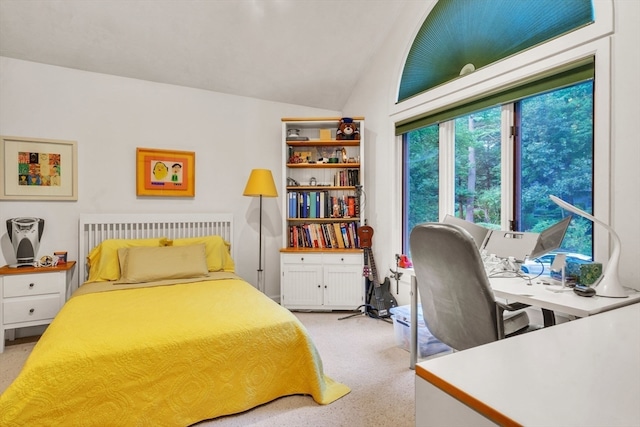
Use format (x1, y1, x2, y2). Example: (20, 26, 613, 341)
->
(0, 213, 349, 426)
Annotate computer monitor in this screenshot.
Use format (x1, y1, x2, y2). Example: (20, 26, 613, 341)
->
(528, 215, 572, 260)
(442, 214, 491, 250)
(480, 215, 573, 262)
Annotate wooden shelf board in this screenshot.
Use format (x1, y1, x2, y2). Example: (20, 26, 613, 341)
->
(286, 140, 360, 147)
(287, 163, 360, 168)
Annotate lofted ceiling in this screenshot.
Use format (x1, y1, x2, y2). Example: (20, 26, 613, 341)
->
(0, 0, 409, 111)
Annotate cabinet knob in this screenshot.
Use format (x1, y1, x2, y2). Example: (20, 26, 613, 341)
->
(300, 257, 304, 261)
(29, 283, 35, 288)
(341, 257, 344, 262)
(29, 308, 35, 314)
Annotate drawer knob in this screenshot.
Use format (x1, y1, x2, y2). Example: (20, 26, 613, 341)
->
(29, 283, 35, 288)
(300, 257, 304, 261)
(29, 308, 35, 314)
(341, 257, 344, 262)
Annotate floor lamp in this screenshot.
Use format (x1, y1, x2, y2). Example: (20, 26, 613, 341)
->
(243, 169, 278, 293)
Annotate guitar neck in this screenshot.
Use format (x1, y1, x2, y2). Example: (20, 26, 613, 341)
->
(365, 248, 380, 286)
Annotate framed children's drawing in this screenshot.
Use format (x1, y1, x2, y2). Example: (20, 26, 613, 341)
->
(0, 136, 78, 201)
(136, 147, 195, 197)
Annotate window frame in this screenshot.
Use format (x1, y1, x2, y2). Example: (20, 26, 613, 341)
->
(392, 37, 612, 265)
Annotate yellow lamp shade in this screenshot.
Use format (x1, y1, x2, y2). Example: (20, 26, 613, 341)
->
(243, 169, 278, 197)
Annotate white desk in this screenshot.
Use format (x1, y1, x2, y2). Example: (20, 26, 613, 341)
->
(490, 275, 640, 318)
(408, 273, 640, 368)
(415, 303, 640, 426)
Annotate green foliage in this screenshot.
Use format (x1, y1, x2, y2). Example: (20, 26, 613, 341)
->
(406, 125, 439, 234)
(405, 80, 594, 257)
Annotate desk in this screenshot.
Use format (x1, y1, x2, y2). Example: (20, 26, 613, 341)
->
(408, 273, 640, 368)
(415, 303, 640, 426)
(491, 276, 640, 318)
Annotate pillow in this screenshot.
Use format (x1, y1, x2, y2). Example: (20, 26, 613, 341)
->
(87, 237, 167, 282)
(165, 235, 234, 272)
(116, 244, 208, 284)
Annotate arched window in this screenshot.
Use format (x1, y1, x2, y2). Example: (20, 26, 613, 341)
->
(398, 0, 594, 102)
(396, 0, 599, 268)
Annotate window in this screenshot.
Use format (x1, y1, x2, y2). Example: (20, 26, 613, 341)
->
(454, 107, 502, 228)
(402, 125, 439, 249)
(402, 80, 594, 268)
(516, 81, 594, 254)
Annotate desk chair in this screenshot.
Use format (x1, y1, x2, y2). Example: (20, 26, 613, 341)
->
(410, 222, 534, 351)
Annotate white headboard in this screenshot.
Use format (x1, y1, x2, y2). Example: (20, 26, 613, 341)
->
(78, 213, 234, 289)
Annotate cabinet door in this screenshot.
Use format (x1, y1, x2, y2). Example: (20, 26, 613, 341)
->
(323, 254, 364, 308)
(281, 255, 323, 308)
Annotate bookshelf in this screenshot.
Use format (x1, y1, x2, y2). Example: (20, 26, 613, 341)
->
(280, 117, 365, 310)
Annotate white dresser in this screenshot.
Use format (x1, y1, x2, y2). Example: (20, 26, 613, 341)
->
(0, 261, 75, 353)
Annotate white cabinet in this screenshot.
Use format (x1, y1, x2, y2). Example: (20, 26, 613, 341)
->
(0, 261, 75, 353)
(281, 253, 364, 310)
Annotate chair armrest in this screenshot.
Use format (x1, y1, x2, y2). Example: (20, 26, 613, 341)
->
(496, 301, 530, 312)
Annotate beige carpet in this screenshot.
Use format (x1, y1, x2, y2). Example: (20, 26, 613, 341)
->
(1, 311, 431, 426)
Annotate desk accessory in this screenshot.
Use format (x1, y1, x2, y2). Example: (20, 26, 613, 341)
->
(550, 195, 627, 298)
(573, 284, 596, 297)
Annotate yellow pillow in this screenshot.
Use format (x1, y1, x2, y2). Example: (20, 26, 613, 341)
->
(87, 237, 167, 282)
(116, 244, 208, 284)
(165, 236, 234, 272)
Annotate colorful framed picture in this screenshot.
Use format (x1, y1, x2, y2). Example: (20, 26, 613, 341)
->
(0, 136, 78, 201)
(136, 148, 195, 197)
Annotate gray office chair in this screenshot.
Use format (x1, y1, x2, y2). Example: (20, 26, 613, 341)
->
(410, 222, 533, 351)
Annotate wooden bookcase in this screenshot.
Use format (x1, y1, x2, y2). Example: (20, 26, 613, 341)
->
(280, 117, 365, 310)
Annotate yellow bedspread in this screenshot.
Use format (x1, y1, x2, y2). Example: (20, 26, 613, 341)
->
(0, 277, 349, 426)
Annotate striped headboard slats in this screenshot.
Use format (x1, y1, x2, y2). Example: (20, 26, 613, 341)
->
(77, 213, 233, 292)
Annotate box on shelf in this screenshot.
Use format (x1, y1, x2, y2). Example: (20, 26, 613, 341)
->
(319, 129, 332, 140)
(389, 305, 450, 359)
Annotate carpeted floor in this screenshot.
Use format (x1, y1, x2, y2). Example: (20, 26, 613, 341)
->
(1, 311, 440, 426)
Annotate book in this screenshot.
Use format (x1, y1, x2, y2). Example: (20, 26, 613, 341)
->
(333, 223, 345, 248)
(347, 196, 355, 217)
(309, 191, 317, 218)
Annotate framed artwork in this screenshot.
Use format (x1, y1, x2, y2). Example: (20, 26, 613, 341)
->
(0, 136, 78, 201)
(136, 148, 195, 197)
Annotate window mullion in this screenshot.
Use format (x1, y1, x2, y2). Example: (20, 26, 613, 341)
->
(501, 104, 515, 230)
(439, 120, 455, 219)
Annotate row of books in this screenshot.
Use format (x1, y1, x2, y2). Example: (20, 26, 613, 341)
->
(334, 169, 359, 187)
(288, 222, 360, 249)
(288, 191, 359, 219)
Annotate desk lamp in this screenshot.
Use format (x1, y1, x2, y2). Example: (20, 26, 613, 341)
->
(243, 169, 278, 293)
(549, 195, 627, 298)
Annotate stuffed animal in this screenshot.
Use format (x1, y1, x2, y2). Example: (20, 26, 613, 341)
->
(336, 118, 360, 140)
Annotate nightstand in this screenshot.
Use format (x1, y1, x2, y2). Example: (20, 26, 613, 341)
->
(0, 261, 76, 353)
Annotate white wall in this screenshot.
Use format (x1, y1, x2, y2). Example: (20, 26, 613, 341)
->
(0, 57, 339, 299)
(344, 0, 640, 289)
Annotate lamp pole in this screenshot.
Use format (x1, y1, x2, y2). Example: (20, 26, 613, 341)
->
(257, 194, 264, 293)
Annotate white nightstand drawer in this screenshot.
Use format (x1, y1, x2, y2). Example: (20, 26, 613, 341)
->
(3, 294, 61, 324)
(3, 272, 62, 297)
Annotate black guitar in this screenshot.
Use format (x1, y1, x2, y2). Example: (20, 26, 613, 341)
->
(357, 225, 398, 318)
